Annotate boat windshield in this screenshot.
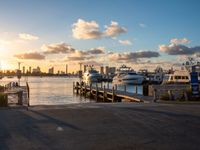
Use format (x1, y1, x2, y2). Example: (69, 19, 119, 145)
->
(128, 72, 137, 75)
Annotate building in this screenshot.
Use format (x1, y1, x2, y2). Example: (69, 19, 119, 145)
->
(32, 66, 41, 74)
(22, 66, 25, 74)
(100, 66, 104, 75)
(66, 64, 68, 74)
(48, 67, 54, 74)
(83, 65, 87, 73)
(29, 66, 32, 73)
(105, 66, 109, 75)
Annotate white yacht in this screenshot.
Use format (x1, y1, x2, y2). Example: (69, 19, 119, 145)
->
(82, 66, 102, 82)
(162, 69, 190, 84)
(113, 65, 144, 84)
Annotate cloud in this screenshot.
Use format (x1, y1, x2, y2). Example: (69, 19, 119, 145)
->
(87, 47, 105, 54)
(72, 19, 127, 39)
(104, 21, 127, 37)
(159, 43, 200, 55)
(118, 40, 132, 45)
(19, 33, 39, 40)
(14, 52, 45, 60)
(170, 38, 190, 44)
(139, 23, 146, 28)
(72, 19, 102, 39)
(108, 51, 160, 62)
(42, 43, 75, 54)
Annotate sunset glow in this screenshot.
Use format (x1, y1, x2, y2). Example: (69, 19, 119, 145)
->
(0, 0, 200, 73)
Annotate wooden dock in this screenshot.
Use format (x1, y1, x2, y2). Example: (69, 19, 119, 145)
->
(73, 82, 153, 103)
(3, 82, 30, 107)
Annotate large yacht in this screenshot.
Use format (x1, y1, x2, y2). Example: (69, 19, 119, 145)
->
(82, 66, 102, 82)
(113, 65, 144, 84)
(162, 69, 190, 84)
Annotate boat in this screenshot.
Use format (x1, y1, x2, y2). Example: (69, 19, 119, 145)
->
(82, 66, 102, 82)
(113, 64, 144, 84)
(162, 69, 190, 84)
(145, 66, 165, 84)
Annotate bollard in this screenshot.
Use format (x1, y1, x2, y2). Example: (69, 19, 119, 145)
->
(103, 85, 106, 102)
(96, 84, 98, 101)
(73, 82, 75, 93)
(112, 86, 115, 102)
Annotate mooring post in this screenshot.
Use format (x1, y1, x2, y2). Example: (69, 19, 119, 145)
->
(73, 82, 75, 93)
(76, 82, 79, 94)
(96, 84, 98, 101)
(26, 82, 30, 107)
(103, 85, 106, 102)
(84, 82, 87, 98)
(89, 83, 92, 99)
(112, 86, 115, 102)
(124, 84, 126, 92)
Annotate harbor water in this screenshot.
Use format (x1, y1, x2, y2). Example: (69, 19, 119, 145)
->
(0, 77, 143, 105)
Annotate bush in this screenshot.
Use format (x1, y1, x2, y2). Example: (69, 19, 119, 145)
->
(160, 93, 170, 100)
(0, 93, 8, 107)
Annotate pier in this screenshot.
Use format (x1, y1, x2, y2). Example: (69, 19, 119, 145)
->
(73, 82, 153, 103)
(0, 82, 30, 107)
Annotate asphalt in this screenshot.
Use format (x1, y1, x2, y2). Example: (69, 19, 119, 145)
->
(0, 102, 200, 150)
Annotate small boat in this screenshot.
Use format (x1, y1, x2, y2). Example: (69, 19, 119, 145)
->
(113, 65, 144, 84)
(82, 66, 102, 82)
(162, 69, 190, 84)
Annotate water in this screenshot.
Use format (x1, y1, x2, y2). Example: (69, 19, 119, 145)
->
(0, 77, 143, 105)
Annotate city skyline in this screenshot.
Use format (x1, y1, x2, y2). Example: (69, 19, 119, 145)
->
(0, 0, 200, 73)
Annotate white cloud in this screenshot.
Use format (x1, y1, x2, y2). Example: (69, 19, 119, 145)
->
(72, 19, 102, 39)
(104, 21, 127, 37)
(170, 38, 190, 44)
(118, 40, 132, 45)
(72, 19, 127, 39)
(19, 33, 39, 40)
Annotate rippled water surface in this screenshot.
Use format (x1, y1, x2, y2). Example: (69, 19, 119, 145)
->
(0, 77, 143, 105)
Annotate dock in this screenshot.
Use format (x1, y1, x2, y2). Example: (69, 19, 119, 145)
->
(73, 82, 153, 103)
(1, 82, 30, 107)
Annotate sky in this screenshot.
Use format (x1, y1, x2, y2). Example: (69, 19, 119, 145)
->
(0, 0, 200, 73)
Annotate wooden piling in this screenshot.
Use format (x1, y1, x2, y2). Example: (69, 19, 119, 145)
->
(112, 86, 115, 102)
(103, 85, 106, 102)
(73, 82, 75, 93)
(96, 84, 98, 101)
(135, 85, 138, 94)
